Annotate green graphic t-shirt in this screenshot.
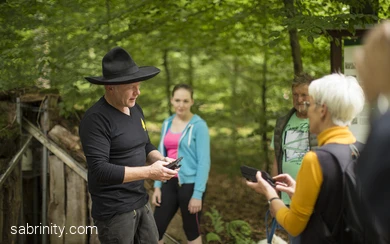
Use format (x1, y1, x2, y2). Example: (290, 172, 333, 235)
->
(280, 113, 310, 205)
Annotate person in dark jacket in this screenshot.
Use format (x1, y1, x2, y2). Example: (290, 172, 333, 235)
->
(246, 73, 365, 244)
(79, 47, 178, 244)
(355, 20, 390, 244)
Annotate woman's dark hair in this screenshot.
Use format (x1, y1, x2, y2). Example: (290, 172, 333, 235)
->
(172, 84, 194, 98)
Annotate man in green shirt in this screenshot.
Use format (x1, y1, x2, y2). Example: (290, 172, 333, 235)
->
(270, 73, 317, 244)
(271, 73, 317, 205)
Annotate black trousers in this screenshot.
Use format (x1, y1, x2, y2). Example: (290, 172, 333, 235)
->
(94, 203, 159, 244)
(154, 177, 203, 241)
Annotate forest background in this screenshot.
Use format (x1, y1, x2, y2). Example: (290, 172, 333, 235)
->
(1, 0, 389, 242)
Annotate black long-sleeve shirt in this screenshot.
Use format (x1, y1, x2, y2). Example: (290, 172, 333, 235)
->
(79, 97, 156, 220)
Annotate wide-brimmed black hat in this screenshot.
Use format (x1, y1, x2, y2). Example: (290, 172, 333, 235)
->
(85, 47, 160, 85)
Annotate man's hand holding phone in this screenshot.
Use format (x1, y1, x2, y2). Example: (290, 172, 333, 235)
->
(152, 157, 183, 207)
(164, 156, 183, 170)
(149, 157, 180, 181)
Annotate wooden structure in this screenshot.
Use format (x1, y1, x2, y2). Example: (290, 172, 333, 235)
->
(327, 29, 368, 73)
(0, 92, 97, 244)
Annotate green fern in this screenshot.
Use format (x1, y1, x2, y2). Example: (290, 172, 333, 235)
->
(205, 207, 256, 244)
(204, 207, 225, 234)
(226, 220, 256, 244)
(206, 232, 222, 243)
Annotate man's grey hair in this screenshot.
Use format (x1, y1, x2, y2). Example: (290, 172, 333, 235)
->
(292, 73, 315, 88)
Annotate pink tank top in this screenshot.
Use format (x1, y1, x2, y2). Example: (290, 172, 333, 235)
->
(164, 129, 182, 159)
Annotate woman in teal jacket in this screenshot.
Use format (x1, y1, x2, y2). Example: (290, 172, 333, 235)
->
(152, 84, 210, 244)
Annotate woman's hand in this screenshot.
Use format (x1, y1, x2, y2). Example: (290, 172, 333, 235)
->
(246, 171, 278, 200)
(188, 198, 202, 214)
(152, 187, 162, 206)
(273, 173, 296, 199)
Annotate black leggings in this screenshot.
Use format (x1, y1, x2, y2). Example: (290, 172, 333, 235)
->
(153, 178, 203, 241)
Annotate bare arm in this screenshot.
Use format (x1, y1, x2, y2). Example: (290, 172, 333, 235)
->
(123, 161, 178, 183)
(123, 150, 178, 183)
(146, 149, 165, 164)
(246, 171, 287, 216)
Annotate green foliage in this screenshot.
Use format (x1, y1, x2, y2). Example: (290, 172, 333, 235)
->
(226, 220, 256, 244)
(1, 0, 388, 175)
(206, 232, 222, 243)
(205, 207, 225, 234)
(205, 207, 256, 244)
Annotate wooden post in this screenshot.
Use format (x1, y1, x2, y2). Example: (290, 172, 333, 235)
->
(330, 36, 342, 73)
(327, 29, 368, 74)
(48, 155, 66, 244)
(0, 161, 3, 244)
(64, 166, 87, 244)
(41, 98, 49, 244)
(2, 163, 22, 244)
(88, 194, 100, 244)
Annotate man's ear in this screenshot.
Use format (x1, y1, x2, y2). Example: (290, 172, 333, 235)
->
(105, 85, 114, 91)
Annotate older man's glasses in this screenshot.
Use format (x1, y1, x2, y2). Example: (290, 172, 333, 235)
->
(303, 101, 322, 110)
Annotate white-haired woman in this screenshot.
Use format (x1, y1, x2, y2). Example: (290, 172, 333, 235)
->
(246, 73, 365, 244)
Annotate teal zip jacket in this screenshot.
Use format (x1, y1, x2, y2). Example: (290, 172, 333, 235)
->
(153, 114, 211, 200)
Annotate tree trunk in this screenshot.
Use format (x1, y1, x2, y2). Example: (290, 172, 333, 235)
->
(261, 49, 271, 172)
(163, 49, 172, 116)
(187, 50, 194, 87)
(105, 0, 111, 50)
(283, 0, 303, 75)
(230, 57, 239, 159)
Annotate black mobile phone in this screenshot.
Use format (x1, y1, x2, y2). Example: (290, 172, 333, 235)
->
(240, 165, 275, 187)
(165, 157, 183, 170)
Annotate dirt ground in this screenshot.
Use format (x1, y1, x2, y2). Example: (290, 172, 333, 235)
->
(201, 167, 288, 243)
(147, 166, 289, 243)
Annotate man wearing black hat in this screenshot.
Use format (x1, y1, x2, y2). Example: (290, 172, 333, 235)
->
(79, 47, 178, 244)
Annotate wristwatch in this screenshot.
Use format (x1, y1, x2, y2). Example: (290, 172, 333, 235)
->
(268, 197, 280, 205)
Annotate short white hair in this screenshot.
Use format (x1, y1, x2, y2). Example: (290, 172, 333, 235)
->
(309, 73, 365, 126)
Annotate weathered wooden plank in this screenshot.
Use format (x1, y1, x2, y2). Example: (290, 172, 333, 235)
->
(65, 165, 87, 244)
(22, 118, 87, 181)
(2, 163, 22, 244)
(88, 194, 100, 244)
(48, 155, 66, 244)
(0, 171, 3, 244)
(0, 135, 32, 188)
